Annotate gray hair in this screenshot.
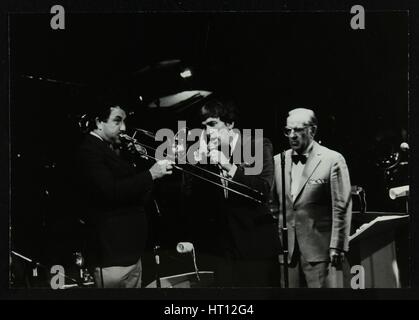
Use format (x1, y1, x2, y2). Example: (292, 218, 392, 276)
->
(288, 108, 318, 127)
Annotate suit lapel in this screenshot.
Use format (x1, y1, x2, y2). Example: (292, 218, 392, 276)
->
(98, 139, 121, 161)
(293, 142, 322, 204)
(93, 135, 125, 165)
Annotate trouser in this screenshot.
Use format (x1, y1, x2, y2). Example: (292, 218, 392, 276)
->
(282, 250, 329, 288)
(94, 258, 142, 288)
(280, 240, 350, 288)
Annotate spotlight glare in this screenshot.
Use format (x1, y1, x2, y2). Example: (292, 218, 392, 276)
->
(180, 69, 192, 78)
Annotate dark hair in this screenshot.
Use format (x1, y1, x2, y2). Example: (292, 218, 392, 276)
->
(200, 98, 239, 125)
(86, 101, 125, 132)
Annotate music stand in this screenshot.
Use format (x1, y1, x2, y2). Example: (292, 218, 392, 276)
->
(349, 215, 409, 288)
(145, 271, 214, 288)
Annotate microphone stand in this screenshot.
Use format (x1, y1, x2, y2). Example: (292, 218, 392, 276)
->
(281, 151, 289, 288)
(154, 245, 161, 288)
(152, 199, 162, 288)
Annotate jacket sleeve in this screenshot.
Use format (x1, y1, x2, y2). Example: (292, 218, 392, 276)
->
(79, 145, 154, 205)
(231, 138, 274, 200)
(329, 153, 353, 252)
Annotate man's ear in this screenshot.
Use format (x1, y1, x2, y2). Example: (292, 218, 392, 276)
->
(227, 121, 235, 130)
(310, 125, 317, 138)
(95, 117, 103, 131)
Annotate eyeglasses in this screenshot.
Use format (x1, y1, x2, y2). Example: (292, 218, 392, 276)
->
(283, 126, 309, 137)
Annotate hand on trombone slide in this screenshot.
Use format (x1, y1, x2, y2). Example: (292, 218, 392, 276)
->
(149, 160, 174, 180)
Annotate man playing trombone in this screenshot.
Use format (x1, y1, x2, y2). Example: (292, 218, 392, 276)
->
(185, 98, 281, 287)
(76, 102, 173, 288)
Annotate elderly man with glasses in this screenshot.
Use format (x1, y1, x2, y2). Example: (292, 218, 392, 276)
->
(274, 108, 352, 288)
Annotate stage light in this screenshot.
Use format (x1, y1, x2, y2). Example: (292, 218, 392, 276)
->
(180, 68, 192, 78)
(148, 90, 212, 108)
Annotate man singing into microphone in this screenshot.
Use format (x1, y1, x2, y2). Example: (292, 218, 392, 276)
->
(274, 108, 352, 288)
(76, 102, 173, 288)
(186, 98, 281, 287)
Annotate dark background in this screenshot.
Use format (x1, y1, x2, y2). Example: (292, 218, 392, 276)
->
(5, 10, 411, 292)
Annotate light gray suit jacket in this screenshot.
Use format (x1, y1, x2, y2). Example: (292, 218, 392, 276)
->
(274, 141, 352, 263)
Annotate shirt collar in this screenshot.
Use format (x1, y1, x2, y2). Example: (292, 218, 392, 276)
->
(230, 131, 240, 153)
(90, 131, 104, 142)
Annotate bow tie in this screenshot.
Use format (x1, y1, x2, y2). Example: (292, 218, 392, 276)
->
(291, 154, 307, 165)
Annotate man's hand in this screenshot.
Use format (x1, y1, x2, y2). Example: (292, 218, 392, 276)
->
(208, 150, 232, 171)
(149, 160, 173, 180)
(329, 248, 345, 268)
(193, 149, 207, 162)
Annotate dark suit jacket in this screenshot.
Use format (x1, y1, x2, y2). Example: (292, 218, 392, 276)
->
(187, 135, 281, 260)
(274, 141, 352, 263)
(77, 134, 154, 267)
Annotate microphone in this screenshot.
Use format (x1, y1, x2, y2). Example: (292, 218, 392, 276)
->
(400, 142, 409, 152)
(176, 242, 194, 253)
(176, 242, 201, 282)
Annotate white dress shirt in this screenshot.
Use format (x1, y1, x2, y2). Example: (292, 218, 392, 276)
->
(290, 141, 314, 201)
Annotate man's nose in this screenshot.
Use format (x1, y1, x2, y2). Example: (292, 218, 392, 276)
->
(120, 122, 126, 132)
(289, 131, 298, 139)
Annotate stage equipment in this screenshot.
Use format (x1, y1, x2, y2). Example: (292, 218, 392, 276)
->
(380, 142, 408, 190)
(176, 242, 200, 282)
(349, 214, 409, 288)
(147, 90, 212, 109)
(389, 185, 409, 214)
(351, 185, 367, 214)
(389, 185, 409, 200)
(153, 245, 162, 288)
(280, 151, 289, 288)
(145, 271, 214, 288)
(131, 60, 212, 111)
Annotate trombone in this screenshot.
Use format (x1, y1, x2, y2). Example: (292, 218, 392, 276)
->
(119, 132, 265, 204)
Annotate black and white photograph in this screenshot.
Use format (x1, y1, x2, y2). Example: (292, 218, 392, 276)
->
(2, 1, 416, 301)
